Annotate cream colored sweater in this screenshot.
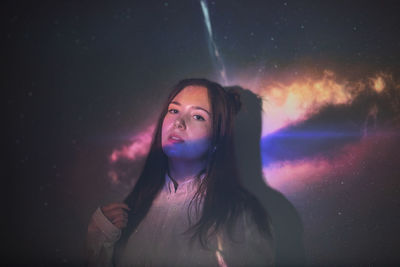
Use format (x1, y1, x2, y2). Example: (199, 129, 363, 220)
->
(86, 173, 274, 266)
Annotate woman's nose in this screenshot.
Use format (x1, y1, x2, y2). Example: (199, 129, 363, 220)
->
(174, 117, 186, 129)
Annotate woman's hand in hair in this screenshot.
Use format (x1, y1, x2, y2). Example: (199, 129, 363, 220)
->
(101, 202, 130, 229)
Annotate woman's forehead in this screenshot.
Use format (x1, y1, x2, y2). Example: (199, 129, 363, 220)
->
(171, 86, 210, 109)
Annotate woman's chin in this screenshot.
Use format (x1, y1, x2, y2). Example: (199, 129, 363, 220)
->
(163, 150, 201, 162)
(163, 146, 184, 158)
(162, 143, 209, 161)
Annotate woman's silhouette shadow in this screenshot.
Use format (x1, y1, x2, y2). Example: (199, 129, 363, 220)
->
(227, 86, 306, 266)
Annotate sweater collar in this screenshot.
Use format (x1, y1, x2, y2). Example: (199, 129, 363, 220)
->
(165, 172, 205, 193)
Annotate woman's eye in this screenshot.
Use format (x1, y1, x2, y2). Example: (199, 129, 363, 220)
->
(168, 109, 178, 114)
(193, 115, 205, 121)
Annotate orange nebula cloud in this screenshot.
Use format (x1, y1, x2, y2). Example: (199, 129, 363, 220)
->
(232, 70, 392, 136)
(259, 70, 360, 135)
(369, 73, 392, 94)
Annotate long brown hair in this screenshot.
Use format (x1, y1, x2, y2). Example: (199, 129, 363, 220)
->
(114, 78, 272, 258)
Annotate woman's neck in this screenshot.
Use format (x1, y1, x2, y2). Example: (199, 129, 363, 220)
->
(167, 158, 206, 183)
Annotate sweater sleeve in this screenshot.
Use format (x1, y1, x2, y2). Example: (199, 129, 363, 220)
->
(85, 207, 122, 267)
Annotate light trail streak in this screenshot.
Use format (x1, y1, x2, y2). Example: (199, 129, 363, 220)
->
(200, 0, 228, 85)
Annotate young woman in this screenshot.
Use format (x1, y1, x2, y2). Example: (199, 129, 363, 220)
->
(86, 79, 274, 266)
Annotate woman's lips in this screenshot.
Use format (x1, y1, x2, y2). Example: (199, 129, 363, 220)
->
(168, 134, 185, 143)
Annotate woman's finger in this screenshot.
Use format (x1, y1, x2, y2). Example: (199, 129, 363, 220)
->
(104, 209, 127, 220)
(114, 221, 124, 229)
(113, 218, 128, 229)
(102, 203, 130, 213)
(112, 216, 127, 225)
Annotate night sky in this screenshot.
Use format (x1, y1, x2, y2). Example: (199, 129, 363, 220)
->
(6, 0, 400, 266)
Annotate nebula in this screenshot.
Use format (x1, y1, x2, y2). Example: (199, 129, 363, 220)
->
(108, 68, 399, 193)
(264, 128, 398, 195)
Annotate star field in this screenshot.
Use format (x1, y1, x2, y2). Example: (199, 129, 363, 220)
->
(5, 0, 400, 265)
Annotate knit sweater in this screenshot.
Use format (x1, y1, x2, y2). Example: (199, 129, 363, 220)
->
(86, 173, 274, 266)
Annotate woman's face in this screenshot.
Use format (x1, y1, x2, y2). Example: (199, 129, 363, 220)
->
(162, 85, 212, 161)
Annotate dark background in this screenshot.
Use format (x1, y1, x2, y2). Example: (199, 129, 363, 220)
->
(5, 0, 400, 266)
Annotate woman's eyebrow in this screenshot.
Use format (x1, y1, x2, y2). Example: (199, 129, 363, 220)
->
(170, 101, 210, 115)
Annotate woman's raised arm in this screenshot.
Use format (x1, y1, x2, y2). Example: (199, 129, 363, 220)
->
(85, 203, 129, 267)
